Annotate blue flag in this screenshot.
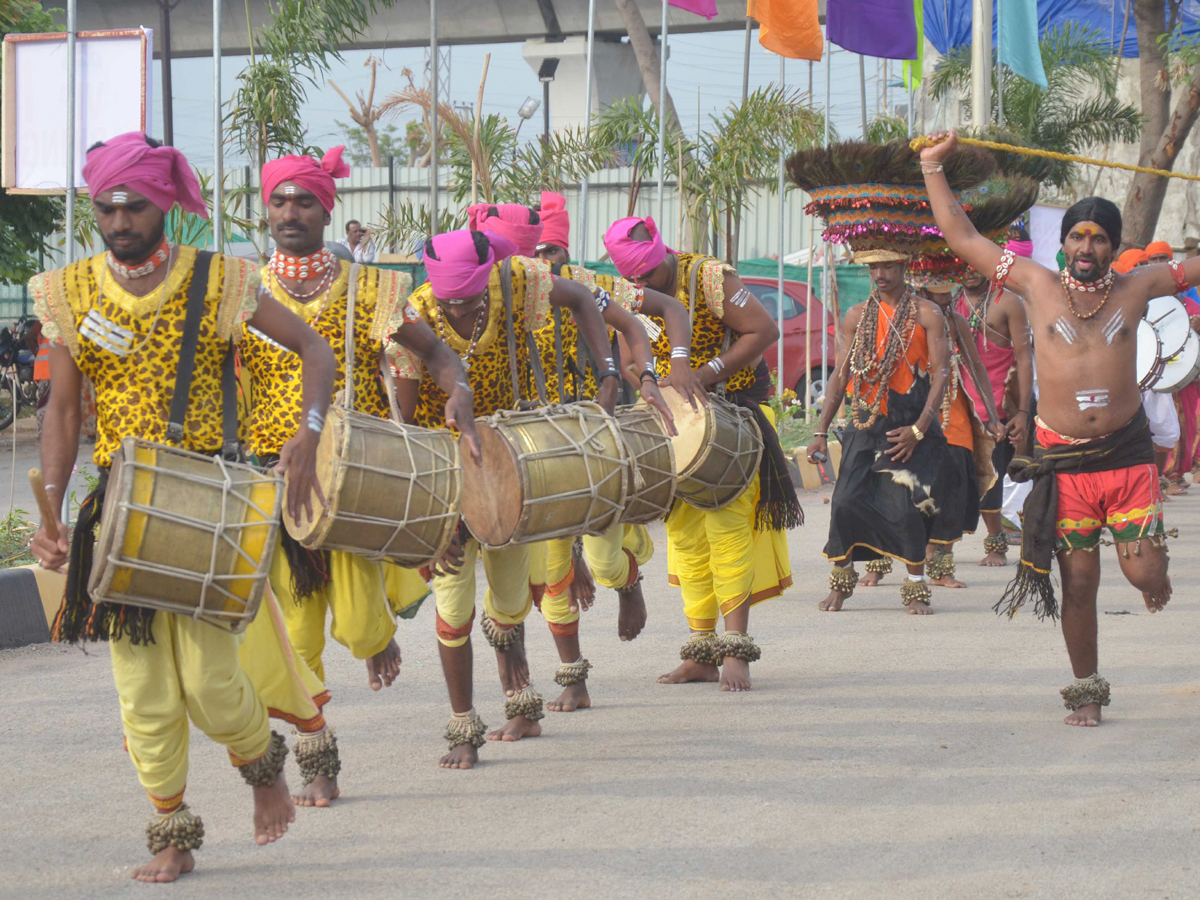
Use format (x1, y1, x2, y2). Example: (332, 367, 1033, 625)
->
(997, 0, 1048, 88)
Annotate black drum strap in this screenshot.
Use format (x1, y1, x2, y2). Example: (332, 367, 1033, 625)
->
(220, 341, 240, 461)
(167, 250, 214, 446)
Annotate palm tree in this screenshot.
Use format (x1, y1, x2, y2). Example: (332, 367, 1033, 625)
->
(928, 23, 1142, 189)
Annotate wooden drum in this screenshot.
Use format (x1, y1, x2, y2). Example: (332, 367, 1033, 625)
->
(615, 404, 677, 524)
(460, 402, 628, 546)
(89, 438, 282, 633)
(284, 405, 461, 567)
(661, 386, 763, 510)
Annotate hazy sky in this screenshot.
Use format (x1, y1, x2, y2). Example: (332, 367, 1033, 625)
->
(155, 26, 909, 168)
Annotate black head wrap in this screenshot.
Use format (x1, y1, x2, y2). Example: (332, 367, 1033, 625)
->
(1060, 197, 1121, 249)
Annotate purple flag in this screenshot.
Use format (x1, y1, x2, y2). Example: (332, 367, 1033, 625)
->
(669, 0, 718, 18)
(827, 0, 917, 59)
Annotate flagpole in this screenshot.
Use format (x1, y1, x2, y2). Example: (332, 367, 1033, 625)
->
(657, 0, 669, 231)
(997, 0, 1005, 127)
(212, 0, 223, 251)
(822, 34, 831, 399)
(741, 15, 751, 103)
(776, 54, 786, 391)
(66, 0, 76, 263)
(429, 0, 439, 236)
(859, 54, 867, 138)
(578, 0, 597, 262)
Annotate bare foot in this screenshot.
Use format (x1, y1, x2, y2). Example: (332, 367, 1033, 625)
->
(906, 601, 934, 616)
(657, 660, 720, 684)
(1144, 575, 1172, 613)
(487, 714, 542, 742)
(1065, 703, 1102, 727)
(859, 571, 882, 588)
(819, 589, 848, 611)
(617, 584, 648, 641)
(720, 657, 752, 692)
(929, 574, 967, 588)
(547, 682, 591, 712)
(292, 774, 340, 808)
(366, 639, 402, 691)
(494, 628, 531, 694)
(252, 774, 296, 845)
(131, 847, 195, 883)
(979, 550, 1007, 567)
(439, 744, 478, 769)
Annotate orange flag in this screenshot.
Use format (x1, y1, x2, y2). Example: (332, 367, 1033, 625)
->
(747, 0, 823, 61)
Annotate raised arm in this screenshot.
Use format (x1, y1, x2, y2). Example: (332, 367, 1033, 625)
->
(921, 132, 1044, 296)
(805, 304, 863, 464)
(391, 316, 481, 462)
(702, 271, 779, 389)
(550, 276, 621, 414)
(246, 291, 336, 523)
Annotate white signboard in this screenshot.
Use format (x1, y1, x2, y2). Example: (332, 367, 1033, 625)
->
(2, 28, 154, 193)
(1029, 202, 1067, 272)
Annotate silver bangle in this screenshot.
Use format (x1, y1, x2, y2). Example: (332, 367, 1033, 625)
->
(707, 357, 725, 374)
(921, 162, 944, 174)
(454, 380, 473, 394)
(306, 407, 325, 434)
(670, 346, 690, 359)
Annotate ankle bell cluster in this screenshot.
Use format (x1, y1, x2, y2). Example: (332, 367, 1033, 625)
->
(146, 804, 204, 855)
(1060, 673, 1111, 711)
(238, 731, 289, 788)
(293, 727, 341, 787)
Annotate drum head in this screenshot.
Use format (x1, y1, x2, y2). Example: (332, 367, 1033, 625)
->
(1146, 295, 1191, 358)
(88, 438, 131, 599)
(1154, 328, 1200, 392)
(459, 422, 522, 546)
(661, 385, 709, 474)
(1136, 319, 1162, 389)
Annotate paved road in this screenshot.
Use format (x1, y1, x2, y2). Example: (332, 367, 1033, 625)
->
(2, 460, 1198, 899)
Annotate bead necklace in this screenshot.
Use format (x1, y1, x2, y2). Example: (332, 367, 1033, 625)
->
(269, 263, 337, 304)
(1060, 268, 1116, 320)
(268, 246, 337, 280)
(436, 301, 488, 371)
(106, 237, 171, 279)
(1060, 267, 1115, 294)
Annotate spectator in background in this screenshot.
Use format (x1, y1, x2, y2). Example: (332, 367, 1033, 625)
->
(337, 219, 376, 264)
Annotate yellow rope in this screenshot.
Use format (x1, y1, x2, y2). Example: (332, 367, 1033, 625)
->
(908, 134, 1200, 183)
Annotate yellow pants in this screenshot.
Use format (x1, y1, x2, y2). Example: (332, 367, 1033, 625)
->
(539, 525, 655, 633)
(271, 543, 397, 682)
(433, 539, 532, 647)
(239, 588, 329, 734)
(110, 612, 271, 813)
(666, 473, 792, 632)
(383, 562, 432, 619)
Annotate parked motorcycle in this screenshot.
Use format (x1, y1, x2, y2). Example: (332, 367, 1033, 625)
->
(0, 316, 42, 431)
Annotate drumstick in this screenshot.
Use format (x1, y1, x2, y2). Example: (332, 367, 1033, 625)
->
(28, 468, 60, 541)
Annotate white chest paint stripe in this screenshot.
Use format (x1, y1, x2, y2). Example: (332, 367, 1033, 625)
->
(1054, 317, 1078, 344)
(1076, 389, 1110, 411)
(1101, 310, 1125, 345)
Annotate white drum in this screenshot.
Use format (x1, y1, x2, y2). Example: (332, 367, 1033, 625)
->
(1146, 295, 1192, 358)
(1136, 319, 1165, 390)
(1153, 328, 1200, 392)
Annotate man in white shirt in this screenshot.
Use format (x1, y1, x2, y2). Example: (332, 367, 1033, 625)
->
(337, 219, 376, 263)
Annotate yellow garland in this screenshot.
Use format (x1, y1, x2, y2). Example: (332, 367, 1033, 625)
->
(909, 134, 1200, 184)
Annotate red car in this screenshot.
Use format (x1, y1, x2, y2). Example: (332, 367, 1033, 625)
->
(741, 277, 838, 406)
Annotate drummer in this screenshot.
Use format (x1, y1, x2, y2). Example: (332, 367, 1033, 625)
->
(604, 216, 800, 692)
(28, 132, 337, 881)
(390, 227, 634, 768)
(240, 147, 480, 805)
(470, 196, 701, 714)
(922, 131, 1193, 727)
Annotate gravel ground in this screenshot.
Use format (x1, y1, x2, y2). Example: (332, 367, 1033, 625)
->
(2, 455, 1198, 900)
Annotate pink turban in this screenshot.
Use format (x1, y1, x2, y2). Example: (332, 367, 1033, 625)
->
(466, 203, 543, 257)
(81, 132, 207, 218)
(537, 191, 570, 254)
(424, 229, 518, 299)
(1006, 239, 1034, 258)
(603, 216, 666, 280)
(260, 146, 350, 213)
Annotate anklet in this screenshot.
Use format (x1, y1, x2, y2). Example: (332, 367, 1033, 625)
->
(926, 551, 955, 580)
(718, 631, 761, 663)
(444, 708, 488, 750)
(554, 657, 592, 687)
(237, 731, 289, 787)
(865, 557, 892, 575)
(293, 726, 341, 786)
(983, 532, 1009, 555)
(900, 578, 932, 607)
(504, 686, 545, 722)
(146, 804, 204, 855)
(679, 632, 724, 667)
(1060, 673, 1111, 711)
(829, 565, 858, 596)
(480, 616, 520, 651)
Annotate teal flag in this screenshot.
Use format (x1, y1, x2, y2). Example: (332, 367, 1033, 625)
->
(997, 0, 1048, 89)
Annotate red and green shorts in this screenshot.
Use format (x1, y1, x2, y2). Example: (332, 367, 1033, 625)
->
(1039, 424, 1165, 551)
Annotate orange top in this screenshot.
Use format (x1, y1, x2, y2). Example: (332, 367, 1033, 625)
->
(850, 300, 930, 418)
(943, 385, 974, 451)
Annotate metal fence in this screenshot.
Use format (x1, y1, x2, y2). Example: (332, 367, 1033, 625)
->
(0, 284, 31, 324)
